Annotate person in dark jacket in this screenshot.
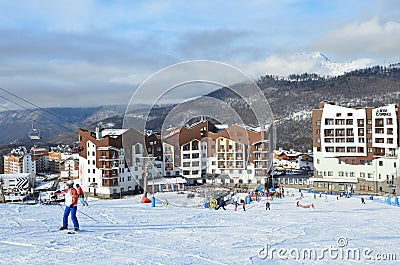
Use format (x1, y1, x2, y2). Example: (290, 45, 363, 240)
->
(265, 201, 270, 210)
(216, 198, 226, 210)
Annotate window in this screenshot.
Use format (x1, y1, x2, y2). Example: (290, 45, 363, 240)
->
(368, 186, 374, 191)
(358, 119, 364, 126)
(182, 162, 190, 167)
(360, 185, 366, 191)
(367, 173, 373, 178)
(367, 129, 372, 134)
(387, 128, 393, 135)
(346, 119, 353, 125)
(367, 119, 372, 124)
(379, 161, 383, 166)
(183, 170, 190, 175)
(325, 147, 334, 152)
(387, 118, 393, 125)
(92, 169, 95, 173)
(339, 171, 344, 177)
(346, 128, 354, 136)
(325, 119, 334, 125)
(192, 153, 199, 159)
(335, 119, 345, 125)
(360, 172, 365, 178)
(316, 120, 321, 126)
(375, 118, 384, 126)
(360, 160, 365, 165)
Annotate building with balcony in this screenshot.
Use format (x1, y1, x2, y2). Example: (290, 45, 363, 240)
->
(312, 101, 400, 195)
(3, 146, 36, 174)
(78, 128, 141, 198)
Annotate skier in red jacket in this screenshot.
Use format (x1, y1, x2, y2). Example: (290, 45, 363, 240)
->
(59, 180, 79, 231)
(76, 184, 89, 206)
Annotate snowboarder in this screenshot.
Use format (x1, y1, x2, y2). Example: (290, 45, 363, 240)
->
(265, 201, 270, 210)
(59, 180, 79, 231)
(76, 184, 89, 207)
(361, 197, 365, 204)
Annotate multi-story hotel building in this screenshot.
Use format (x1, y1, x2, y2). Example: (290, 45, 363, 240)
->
(3, 147, 36, 174)
(312, 101, 400, 195)
(78, 128, 141, 198)
(162, 121, 272, 185)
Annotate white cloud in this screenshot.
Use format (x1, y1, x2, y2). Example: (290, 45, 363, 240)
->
(313, 17, 400, 62)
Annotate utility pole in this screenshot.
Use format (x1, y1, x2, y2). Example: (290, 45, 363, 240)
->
(0, 177, 6, 203)
(141, 156, 156, 198)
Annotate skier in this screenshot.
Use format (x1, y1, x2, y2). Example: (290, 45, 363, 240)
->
(242, 199, 246, 211)
(59, 180, 79, 231)
(265, 201, 270, 210)
(361, 197, 365, 204)
(76, 184, 89, 207)
(233, 200, 238, 211)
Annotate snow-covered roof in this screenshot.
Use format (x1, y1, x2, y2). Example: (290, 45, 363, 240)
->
(0, 173, 34, 179)
(101, 129, 128, 137)
(148, 177, 187, 185)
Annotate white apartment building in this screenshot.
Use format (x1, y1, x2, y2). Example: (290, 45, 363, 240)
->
(3, 147, 36, 174)
(78, 128, 141, 198)
(312, 101, 400, 195)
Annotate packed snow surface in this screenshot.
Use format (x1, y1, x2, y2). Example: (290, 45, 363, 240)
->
(0, 189, 399, 265)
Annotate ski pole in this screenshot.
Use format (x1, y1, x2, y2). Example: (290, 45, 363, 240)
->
(76, 208, 99, 223)
(58, 204, 99, 223)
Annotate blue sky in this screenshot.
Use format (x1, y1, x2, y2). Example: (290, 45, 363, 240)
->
(0, 0, 399, 108)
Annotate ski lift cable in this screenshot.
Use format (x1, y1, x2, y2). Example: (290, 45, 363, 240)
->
(0, 104, 72, 135)
(0, 87, 84, 130)
(0, 94, 75, 133)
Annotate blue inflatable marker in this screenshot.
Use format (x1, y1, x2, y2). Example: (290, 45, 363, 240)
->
(246, 196, 251, 204)
(307, 188, 311, 193)
(394, 197, 399, 206)
(151, 196, 156, 207)
(386, 197, 391, 205)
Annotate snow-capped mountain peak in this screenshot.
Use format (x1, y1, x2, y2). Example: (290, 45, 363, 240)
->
(244, 52, 375, 78)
